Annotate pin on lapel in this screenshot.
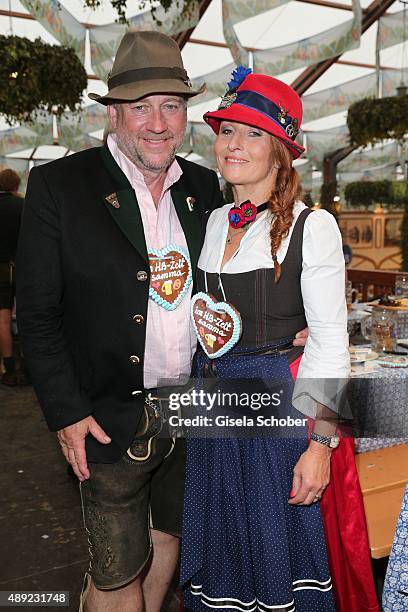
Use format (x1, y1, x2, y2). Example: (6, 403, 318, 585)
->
(105, 193, 120, 209)
(186, 196, 195, 212)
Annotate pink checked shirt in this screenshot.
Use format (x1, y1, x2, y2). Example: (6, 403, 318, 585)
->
(108, 135, 197, 388)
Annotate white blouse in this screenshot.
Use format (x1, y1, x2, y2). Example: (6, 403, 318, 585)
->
(198, 201, 351, 418)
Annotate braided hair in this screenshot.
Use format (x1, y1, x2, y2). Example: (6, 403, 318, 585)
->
(267, 137, 302, 283)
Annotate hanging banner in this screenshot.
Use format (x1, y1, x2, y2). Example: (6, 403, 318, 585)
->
(338, 142, 399, 173)
(0, 114, 53, 156)
(302, 72, 376, 123)
(381, 68, 408, 97)
(222, 0, 292, 66)
(225, 0, 290, 23)
(190, 122, 217, 168)
(304, 125, 350, 168)
(57, 112, 103, 151)
(294, 160, 313, 191)
(377, 9, 406, 52)
(79, 104, 108, 134)
(90, 1, 200, 82)
(190, 62, 236, 107)
(338, 162, 397, 185)
(0, 157, 30, 192)
(222, 0, 361, 75)
(19, 0, 86, 61)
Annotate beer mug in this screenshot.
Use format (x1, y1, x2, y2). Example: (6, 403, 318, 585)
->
(360, 307, 397, 353)
(204, 333, 216, 348)
(161, 280, 173, 296)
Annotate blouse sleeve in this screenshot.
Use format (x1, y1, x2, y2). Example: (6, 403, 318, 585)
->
(292, 209, 351, 419)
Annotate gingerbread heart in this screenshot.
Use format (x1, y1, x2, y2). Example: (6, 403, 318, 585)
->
(148, 245, 192, 311)
(191, 292, 242, 359)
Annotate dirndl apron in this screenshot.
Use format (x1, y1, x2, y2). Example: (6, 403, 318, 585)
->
(181, 338, 336, 612)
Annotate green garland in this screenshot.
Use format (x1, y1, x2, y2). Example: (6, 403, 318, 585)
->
(0, 35, 87, 124)
(344, 180, 408, 209)
(347, 96, 408, 147)
(84, 0, 197, 25)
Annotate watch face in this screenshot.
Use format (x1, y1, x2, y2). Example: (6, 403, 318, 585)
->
(329, 436, 340, 449)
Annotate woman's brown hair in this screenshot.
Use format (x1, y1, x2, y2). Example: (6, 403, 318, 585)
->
(267, 137, 302, 283)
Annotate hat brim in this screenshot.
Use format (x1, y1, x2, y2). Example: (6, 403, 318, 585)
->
(204, 104, 305, 159)
(89, 80, 206, 105)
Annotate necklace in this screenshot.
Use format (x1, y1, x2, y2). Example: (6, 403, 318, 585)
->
(226, 228, 248, 244)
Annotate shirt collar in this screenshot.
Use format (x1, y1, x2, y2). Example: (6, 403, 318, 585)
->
(107, 133, 182, 194)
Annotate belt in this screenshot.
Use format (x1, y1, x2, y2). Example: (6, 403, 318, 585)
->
(231, 341, 295, 357)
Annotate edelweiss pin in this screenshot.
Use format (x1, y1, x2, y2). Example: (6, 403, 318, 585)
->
(105, 193, 120, 209)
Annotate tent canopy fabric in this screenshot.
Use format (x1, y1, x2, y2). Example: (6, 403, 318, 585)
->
(1, 0, 407, 192)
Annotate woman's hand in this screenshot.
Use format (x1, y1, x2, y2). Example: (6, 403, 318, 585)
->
(288, 441, 331, 506)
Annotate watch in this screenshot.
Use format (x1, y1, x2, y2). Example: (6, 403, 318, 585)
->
(311, 431, 340, 449)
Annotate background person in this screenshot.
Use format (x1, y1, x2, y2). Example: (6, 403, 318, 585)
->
(0, 168, 23, 386)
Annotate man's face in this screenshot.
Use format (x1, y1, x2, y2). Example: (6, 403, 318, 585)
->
(107, 95, 187, 175)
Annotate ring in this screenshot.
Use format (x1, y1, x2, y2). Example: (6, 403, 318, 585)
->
(314, 495, 321, 501)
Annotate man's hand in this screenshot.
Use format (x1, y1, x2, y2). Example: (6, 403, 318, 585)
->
(293, 327, 309, 347)
(57, 416, 111, 481)
(288, 441, 331, 506)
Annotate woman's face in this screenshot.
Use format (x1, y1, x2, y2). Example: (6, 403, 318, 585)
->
(214, 121, 276, 192)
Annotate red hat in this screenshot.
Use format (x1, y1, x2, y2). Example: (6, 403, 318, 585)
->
(203, 69, 305, 159)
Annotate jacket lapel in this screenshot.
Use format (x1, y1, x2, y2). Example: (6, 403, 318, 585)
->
(100, 145, 148, 262)
(171, 183, 205, 273)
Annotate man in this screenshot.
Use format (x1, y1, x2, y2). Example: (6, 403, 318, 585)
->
(17, 31, 223, 612)
(0, 169, 23, 386)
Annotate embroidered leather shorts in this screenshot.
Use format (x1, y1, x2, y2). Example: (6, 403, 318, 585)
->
(80, 404, 186, 590)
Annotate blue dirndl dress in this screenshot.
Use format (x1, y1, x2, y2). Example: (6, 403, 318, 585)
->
(181, 341, 336, 612)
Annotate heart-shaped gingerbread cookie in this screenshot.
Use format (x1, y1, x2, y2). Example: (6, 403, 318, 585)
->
(191, 292, 242, 358)
(148, 245, 192, 311)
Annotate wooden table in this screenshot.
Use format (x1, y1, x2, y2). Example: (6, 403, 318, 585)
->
(356, 444, 408, 558)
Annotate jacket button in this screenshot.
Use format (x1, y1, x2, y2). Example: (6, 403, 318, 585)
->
(137, 271, 148, 281)
(132, 314, 144, 325)
(129, 355, 140, 365)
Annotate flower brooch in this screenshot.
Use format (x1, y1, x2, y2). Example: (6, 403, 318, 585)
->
(228, 200, 257, 229)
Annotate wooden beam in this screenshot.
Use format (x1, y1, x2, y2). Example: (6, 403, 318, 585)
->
(0, 8, 97, 27)
(0, 8, 34, 20)
(188, 38, 397, 72)
(173, 0, 213, 49)
(336, 59, 396, 71)
(291, 0, 397, 95)
(189, 37, 258, 52)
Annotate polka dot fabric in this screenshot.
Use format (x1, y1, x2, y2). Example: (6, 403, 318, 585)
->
(181, 345, 335, 611)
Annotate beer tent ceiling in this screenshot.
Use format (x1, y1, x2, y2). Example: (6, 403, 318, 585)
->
(0, 0, 407, 193)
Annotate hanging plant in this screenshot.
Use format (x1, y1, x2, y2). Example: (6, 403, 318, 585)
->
(347, 96, 408, 147)
(0, 35, 87, 124)
(84, 0, 198, 25)
(344, 180, 408, 209)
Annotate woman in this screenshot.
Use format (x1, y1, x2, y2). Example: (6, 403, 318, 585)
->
(181, 71, 374, 611)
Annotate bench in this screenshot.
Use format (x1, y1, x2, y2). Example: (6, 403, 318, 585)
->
(355, 443, 408, 559)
